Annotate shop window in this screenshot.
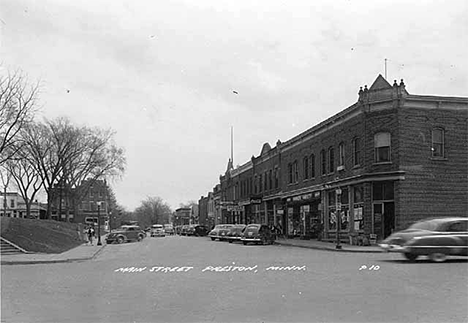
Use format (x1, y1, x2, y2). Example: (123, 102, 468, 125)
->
(310, 154, 315, 178)
(353, 137, 361, 166)
(372, 182, 394, 201)
(303, 156, 309, 180)
(338, 142, 345, 168)
(353, 185, 364, 203)
(374, 132, 391, 162)
(321, 150, 326, 175)
(328, 147, 334, 173)
(328, 191, 336, 206)
(432, 128, 445, 158)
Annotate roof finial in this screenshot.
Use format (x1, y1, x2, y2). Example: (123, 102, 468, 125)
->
(400, 79, 405, 86)
(393, 80, 398, 87)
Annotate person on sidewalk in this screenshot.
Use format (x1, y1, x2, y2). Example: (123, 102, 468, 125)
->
(87, 227, 95, 246)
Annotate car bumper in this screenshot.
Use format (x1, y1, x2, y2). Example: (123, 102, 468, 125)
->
(379, 243, 407, 252)
(241, 237, 261, 242)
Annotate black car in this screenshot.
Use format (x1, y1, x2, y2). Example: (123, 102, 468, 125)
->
(379, 217, 468, 262)
(241, 224, 275, 245)
(187, 225, 209, 236)
(106, 225, 146, 244)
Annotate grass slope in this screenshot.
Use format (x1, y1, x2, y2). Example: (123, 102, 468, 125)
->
(1, 217, 85, 253)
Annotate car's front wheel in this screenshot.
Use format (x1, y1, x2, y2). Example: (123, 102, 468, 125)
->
(117, 236, 125, 244)
(404, 252, 418, 261)
(137, 235, 144, 242)
(243, 241, 247, 245)
(429, 252, 447, 262)
(211, 237, 215, 241)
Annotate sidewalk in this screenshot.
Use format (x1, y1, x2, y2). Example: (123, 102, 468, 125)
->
(1, 236, 107, 265)
(274, 237, 382, 253)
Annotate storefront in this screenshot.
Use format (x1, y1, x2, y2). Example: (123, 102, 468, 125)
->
(285, 192, 322, 238)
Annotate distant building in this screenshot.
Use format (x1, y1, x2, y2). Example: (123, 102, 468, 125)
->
(1, 192, 47, 219)
(174, 207, 191, 226)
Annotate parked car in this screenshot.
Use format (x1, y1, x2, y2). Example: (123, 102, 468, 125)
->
(164, 224, 175, 235)
(187, 225, 209, 236)
(106, 225, 146, 244)
(379, 217, 468, 262)
(226, 225, 246, 243)
(241, 224, 275, 245)
(180, 225, 190, 236)
(150, 224, 165, 237)
(208, 224, 232, 241)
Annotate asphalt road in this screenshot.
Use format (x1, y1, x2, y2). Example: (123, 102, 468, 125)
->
(2, 235, 468, 323)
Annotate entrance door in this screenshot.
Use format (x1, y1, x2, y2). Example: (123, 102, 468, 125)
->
(383, 202, 395, 238)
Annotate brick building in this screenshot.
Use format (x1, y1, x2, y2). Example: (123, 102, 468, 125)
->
(211, 75, 467, 243)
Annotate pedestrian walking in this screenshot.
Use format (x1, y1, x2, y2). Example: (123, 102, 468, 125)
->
(87, 227, 95, 246)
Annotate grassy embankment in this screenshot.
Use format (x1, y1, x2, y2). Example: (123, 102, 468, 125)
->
(1, 217, 85, 253)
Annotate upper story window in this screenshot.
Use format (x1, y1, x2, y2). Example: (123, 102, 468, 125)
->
(259, 174, 263, 193)
(10, 199, 15, 208)
(353, 137, 361, 166)
(328, 147, 335, 173)
(432, 128, 445, 158)
(303, 156, 309, 180)
(321, 150, 326, 175)
(89, 190, 94, 198)
(264, 172, 268, 191)
(310, 154, 315, 178)
(374, 132, 391, 163)
(293, 160, 299, 183)
(338, 142, 345, 167)
(269, 169, 273, 190)
(254, 175, 258, 194)
(274, 168, 279, 188)
(288, 163, 293, 184)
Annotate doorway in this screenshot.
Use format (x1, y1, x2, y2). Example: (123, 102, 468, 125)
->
(373, 202, 395, 240)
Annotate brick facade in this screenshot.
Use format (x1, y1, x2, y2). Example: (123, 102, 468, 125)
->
(205, 75, 468, 243)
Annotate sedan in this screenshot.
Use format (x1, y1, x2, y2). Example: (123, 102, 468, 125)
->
(226, 225, 246, 243)
(240, 224, 275, 245)
(106, 225, 146, 244)
(208, 224, 233, 241)
(379, 217, 468, 262)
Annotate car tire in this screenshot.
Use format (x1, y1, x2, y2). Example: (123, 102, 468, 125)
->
(403, 252, 418, 261)
(243, 241, 247, 245)
(211, 237, 215, 241)
(117, 236, 125, 244)
(429, 252, 447, 262)
(228, 240, 233, 243)
(137, 235, 144, 242)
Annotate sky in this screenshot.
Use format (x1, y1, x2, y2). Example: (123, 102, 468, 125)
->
(1, 0, 467, 211)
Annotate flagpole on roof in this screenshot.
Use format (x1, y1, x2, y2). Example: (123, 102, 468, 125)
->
(231, 126, 234, 166)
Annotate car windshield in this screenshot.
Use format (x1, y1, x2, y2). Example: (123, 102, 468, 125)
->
(152, 225, 163, 229)
(408, 220, 442, 231)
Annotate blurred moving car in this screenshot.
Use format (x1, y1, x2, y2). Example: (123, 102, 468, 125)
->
(226, 225, 246, 243)
(241, 224, 275, 245)
(164, 224, 175, 235)
(187, 224, 209, 236)
(106, 225, 146, 244)
(379, 217, 468, 262)
(150, 224, 165, 237)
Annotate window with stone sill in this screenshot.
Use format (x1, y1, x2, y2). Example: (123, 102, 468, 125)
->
(432, 127, 445, 158)
(374, 132, 391, 163)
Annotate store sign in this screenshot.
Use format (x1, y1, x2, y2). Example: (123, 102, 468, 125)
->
(289, 193, 314, 202)
(276, 209, 284, 215)
(250, 198, 262, 204)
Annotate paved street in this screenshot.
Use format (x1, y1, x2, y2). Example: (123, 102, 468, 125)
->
(2, 235, 468, 323)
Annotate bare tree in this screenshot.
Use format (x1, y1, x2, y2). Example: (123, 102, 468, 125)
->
(0, 166, 12, 217)
(23, 117, 126, 220)
(4, 152, 43, 219)
(134, 196, 173, 228)
(0, 71, 39, 165)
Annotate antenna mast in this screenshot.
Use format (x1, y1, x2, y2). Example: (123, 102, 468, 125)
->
(230, 126, 234, 165)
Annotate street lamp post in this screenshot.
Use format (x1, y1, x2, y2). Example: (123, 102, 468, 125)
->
(97, 201, 102, 246)
(336, 188, 342, 250)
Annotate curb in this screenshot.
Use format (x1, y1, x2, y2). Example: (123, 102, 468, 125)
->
(275, 242, 383, 253)
(0, 244, 107, 266)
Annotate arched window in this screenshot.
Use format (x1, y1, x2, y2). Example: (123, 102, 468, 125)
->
(320, 150, 326, 175)
(328, 147, 335, 173)
(374, 132, 391, 162)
